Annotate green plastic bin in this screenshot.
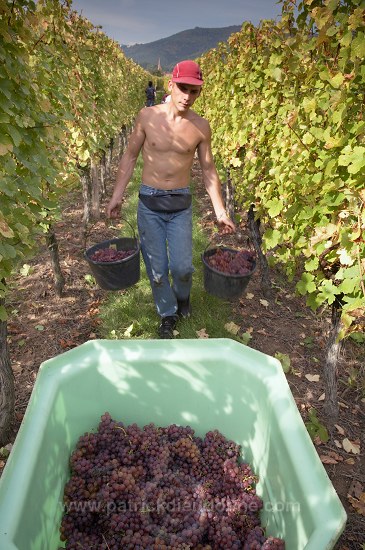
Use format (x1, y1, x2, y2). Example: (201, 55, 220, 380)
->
(0, 339, 346, 549)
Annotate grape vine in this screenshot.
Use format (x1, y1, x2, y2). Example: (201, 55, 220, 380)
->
(197, 0, 365, 338)
(0, 0, 149, 320)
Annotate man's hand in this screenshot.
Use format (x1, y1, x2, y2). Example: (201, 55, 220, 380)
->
(217, 213, 236, 234)
(106, 196, 122, 219)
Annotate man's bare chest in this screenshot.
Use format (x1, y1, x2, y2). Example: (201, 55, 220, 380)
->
(144, 122, 202, 155)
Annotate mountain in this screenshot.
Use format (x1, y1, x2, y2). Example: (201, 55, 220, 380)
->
(121, 26, 242, 72)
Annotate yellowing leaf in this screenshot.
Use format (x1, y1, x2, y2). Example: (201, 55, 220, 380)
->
(320, 454, 338, 464)
(123, 323, 134, 337)
(0, 143, 13, 156)
(329, 73, 344, 89)
(231, 157, 242, 167)
(245, 150, 257, 162)
(240, 332, 252, 345)
(286, 110, 298, 125)
(348, 479, 363, 499)
(39, 98, 51, 112)
(12, 364, 22, 374)
(342, 438, 360, 455)
(196, 328, 209, 339)
(0, 216, 14, 238)
(225, 321, 240, 335)
(338, 248, 354, 266)
(335, 424, 345, 435)
(302, 132, 314, 145)
(305, 374, 320, 382)
(347, 494, 365, 516)
(327, 450, 343, 462)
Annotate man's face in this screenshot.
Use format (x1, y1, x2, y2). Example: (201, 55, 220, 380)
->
(168, 81, 201, 110)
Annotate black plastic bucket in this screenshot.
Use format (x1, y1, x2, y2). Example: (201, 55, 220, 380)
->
(202, 246, 256, 300)
(84, 236, 140, 291)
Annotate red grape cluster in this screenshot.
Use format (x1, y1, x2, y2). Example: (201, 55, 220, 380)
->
(90, 247, 136, 263)
(206, 249, 255, 276)
(60, 413, 285, 549)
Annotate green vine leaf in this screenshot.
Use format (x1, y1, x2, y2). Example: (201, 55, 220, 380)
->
(297, 273, 316, 295)
(263, 228, 281, 249)
(318, 280, 337, 305)
(266, 198, 283, 218)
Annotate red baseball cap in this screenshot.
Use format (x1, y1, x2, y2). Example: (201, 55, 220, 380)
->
(172, 60, 203, 86)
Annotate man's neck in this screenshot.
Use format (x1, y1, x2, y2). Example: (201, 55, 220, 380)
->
(166, 103, 192, 121)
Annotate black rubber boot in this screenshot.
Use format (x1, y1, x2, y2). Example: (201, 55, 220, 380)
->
(177, 297, 192, 318)
(158, 316, 178, 339)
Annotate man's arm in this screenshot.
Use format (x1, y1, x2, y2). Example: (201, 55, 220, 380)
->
(106, 110, 146, 218)
(197, 122, 235, 232)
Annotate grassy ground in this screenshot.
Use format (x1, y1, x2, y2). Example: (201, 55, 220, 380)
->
(98, 159, 240, 341)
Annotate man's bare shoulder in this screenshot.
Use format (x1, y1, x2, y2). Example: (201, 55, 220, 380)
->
(189, 110, 211, 134)
(138, 104, 165, 124)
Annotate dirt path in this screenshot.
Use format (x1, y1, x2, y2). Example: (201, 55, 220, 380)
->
(1, 157, 364, 549)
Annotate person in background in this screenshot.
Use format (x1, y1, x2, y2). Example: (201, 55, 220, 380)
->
(107, 60, 235, 338)
(145, 81, 156, 107)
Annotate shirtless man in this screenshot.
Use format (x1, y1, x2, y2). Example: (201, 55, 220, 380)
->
(106, 60, 235, 338)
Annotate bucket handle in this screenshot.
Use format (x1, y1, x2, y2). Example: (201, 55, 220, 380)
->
(85, 216, 139, 248)
(203, 239, 237, 255)
(113, 216, 138, 241)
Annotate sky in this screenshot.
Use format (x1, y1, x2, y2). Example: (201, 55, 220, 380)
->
(70, 0, 283, 45)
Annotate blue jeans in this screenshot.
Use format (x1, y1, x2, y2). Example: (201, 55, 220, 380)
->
(137, 184, 194, 318)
